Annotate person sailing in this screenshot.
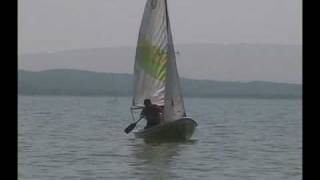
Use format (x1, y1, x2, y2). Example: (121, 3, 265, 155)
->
(140, 99, 163, 129)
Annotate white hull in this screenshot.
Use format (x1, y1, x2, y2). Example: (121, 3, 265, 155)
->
(134, 117, 197, 142)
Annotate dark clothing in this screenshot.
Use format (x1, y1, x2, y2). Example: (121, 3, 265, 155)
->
(140, 104, 163, 129)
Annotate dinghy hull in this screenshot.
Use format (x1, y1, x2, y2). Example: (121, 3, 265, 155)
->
(134, 117, 197, 142)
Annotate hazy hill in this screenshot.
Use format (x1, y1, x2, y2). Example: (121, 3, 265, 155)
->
(18, 43, 302, 84)
(18, 69, 302, 99)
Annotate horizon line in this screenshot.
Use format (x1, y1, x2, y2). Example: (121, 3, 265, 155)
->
(18, 68, 302, 85)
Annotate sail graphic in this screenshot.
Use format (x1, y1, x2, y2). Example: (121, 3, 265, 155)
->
(133, 0, 186, 121)
(133, 0, 168, 107)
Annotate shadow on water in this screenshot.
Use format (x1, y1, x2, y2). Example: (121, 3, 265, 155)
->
(128, 139, 198, 180)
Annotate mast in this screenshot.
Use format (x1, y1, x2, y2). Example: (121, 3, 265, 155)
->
(164, 0, 170, 32)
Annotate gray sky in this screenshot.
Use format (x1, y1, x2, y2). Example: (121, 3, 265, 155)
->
(18, 0, 302, 83)
(18, 0, 301, 53)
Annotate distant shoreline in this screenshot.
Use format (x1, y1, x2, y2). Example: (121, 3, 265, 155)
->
(18, 43, 302, 84)
(18, 69, 302, 99)
(18, 94, 302, 100)
(17, 92, 302, 100)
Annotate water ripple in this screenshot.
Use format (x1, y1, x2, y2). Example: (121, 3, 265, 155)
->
(18, 96, 302, 180)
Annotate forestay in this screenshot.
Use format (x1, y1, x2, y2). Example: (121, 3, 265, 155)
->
(132, 0, 186, 121)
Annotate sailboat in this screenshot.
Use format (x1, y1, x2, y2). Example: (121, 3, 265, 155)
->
(127, 0, 197, 141)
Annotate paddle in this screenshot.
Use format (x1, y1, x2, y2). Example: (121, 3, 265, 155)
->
(124, 116, 144, 134)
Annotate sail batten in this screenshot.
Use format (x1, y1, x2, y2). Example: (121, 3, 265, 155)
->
(133, 0, 186, 121)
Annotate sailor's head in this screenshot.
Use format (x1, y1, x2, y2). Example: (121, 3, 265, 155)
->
(144, 99, 152, 106)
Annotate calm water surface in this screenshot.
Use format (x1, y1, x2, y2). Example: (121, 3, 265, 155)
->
(18, 96, 302, 180)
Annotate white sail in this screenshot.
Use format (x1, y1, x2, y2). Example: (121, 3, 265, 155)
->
(133, 0, 168, 107)
(163, 0, 186, 121)
(133, 0, 186, 121)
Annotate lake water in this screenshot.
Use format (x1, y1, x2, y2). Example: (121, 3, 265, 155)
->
(18, 96, 302, 180)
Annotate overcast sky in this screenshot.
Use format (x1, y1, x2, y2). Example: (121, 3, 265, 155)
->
(18, 0, 302, 83)
(18, 0, 301, 53)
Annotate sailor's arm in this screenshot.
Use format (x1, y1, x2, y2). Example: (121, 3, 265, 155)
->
(140, 108, 145, 118)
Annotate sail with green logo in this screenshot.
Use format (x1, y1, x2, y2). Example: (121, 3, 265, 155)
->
(132, 0, 186, 121)
(127, 0, 197, 141)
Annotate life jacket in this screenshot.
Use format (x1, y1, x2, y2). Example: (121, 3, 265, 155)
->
(142, 105, 160, 120)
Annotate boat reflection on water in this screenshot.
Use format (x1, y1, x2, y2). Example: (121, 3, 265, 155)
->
(127, 139, 197, 180)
